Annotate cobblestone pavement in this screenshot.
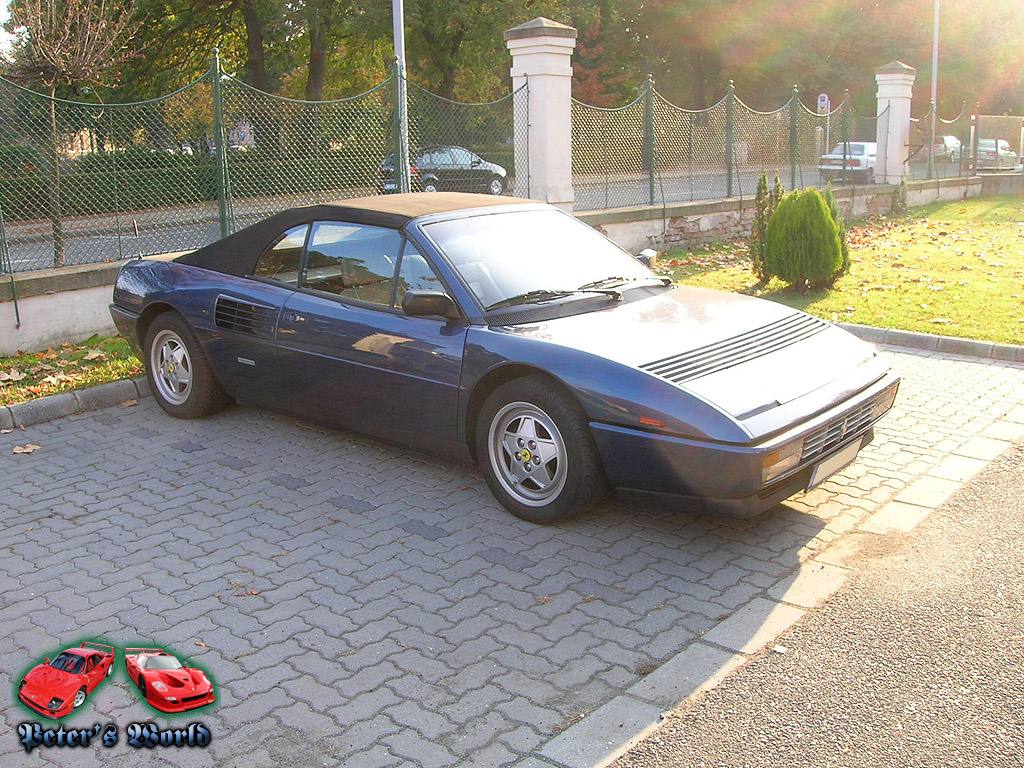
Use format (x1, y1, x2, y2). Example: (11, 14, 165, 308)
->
(1, 345, 1022, 767)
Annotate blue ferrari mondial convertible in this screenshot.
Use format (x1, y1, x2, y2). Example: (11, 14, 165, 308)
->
(110, 192, 898, 524)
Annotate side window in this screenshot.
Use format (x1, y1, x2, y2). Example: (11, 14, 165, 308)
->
(450, 148, 475, 164)
(304, 222, 402, 306)
(253, 224, 308, 285)
(85, 656, 96, 672)
(395, 241, 443, 305)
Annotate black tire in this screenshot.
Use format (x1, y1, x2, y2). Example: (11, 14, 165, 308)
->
(422, 179, 439, 193)
(476, 375, 609, 524)
(488, 176, 505, 195)
(72, 687, 87, 709)
(139, 677, 146, 694)
(144, 312, 227, 419)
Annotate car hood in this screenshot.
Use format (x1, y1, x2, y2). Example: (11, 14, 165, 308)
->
(22, 664, 80, 700)
(145, 668, 210, 693)
(493, 285, 878, 421)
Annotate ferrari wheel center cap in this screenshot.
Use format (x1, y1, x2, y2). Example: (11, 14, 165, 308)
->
(519, 448, 532, 463)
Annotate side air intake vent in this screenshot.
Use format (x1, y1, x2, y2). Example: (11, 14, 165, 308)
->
(214, 296, 276, 339)
(641, 314, 828, 385)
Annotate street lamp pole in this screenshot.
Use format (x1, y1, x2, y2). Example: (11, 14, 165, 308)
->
(392, 0, 411, 193)
(929, 0, 939, 178)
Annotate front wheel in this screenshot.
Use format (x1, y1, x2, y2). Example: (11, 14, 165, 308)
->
(476, 376, 608, 524)
(145, 312, 227, 419)
(488, 176, 505, 195)
(72, 688, 87, 708)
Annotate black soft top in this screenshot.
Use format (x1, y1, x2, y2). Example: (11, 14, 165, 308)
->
(174, 192, 533, 277)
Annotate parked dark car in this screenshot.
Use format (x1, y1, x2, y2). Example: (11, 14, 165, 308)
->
(379, 146, 507, 195)
(109, 193, 898, 524)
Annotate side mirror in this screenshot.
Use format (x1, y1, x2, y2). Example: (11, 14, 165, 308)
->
(636, 248, 659, 268)
(402, 290, 461, 321)
(45, 658, 50, 663)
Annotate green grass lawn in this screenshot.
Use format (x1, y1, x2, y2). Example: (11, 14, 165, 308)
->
(0, 335, 142, 408)
(656, 196, 1024, 346)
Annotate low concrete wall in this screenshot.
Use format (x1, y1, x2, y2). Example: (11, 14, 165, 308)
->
(0, 254, 182, 357)
(578, 176, 983, 253)
(0, 177, 989, 355)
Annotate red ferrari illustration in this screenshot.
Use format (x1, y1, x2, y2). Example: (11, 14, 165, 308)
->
(125, 648, 215, 713)
(18, 642, 115, 718)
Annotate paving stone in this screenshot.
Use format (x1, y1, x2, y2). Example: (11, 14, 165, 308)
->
(0, 347, 1020, 767)
(539, 695, 663, 768)
(701, 597, 807, 655)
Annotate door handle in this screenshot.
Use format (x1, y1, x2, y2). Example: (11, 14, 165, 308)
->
(283, 311, 306, 323)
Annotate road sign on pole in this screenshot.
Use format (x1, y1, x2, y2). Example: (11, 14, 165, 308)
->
(817, 94, 830, 115)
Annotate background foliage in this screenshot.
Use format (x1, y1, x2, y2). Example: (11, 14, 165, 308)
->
(3, 0, 1021, 114)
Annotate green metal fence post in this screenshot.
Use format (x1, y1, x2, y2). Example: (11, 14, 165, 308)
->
(841, 90, 850, 185)
(645, 74, 655, 205)
(726, 80, 735, 198)
(789, 85, 798, 190)
(211, 48, 229, 238)
(390, 61, 403, 193)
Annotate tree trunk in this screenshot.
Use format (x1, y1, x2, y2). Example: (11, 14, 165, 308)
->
(47, 85, 65, 267)
(240, 0, 270, 92)
(304, 0, 334, 102)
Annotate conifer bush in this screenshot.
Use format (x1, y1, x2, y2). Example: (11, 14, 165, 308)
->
(749, 172, 784, 283)
(764, 188, 842, 290)
(822, 184, 850, 281)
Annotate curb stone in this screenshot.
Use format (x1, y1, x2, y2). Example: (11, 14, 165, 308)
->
(2, 376, 149, 429)
(837, 322, 1024, 362)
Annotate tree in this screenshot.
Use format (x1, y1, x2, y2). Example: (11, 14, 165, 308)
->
(5, 0, 140, 265)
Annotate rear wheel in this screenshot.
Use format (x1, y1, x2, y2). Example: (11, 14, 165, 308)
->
(422, 179, 439, 193)
(476, 376, 608, 524)
(145, 312, 227, 419)
(488, 176, 505, 195)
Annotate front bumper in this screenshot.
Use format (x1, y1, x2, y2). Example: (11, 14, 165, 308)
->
(144, 689, 215, 713)
(19, 691, 72, 719)
(592, 374, 898, 518)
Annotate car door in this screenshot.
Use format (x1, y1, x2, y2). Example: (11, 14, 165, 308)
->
(83, 655, 104, 693)
(448, 147, 483, 192)
(274, 221, 468, 455)
(202, 224, 305, 403)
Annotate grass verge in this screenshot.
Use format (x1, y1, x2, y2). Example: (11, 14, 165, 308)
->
(656, 196, 1024, 345)
(0, 335, 142, 408)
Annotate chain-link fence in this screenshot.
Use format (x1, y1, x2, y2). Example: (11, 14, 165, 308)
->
(907, 106, 970, 180)
(220, 75, 395, 233)
(974, 114, 1024, 171)
(405, 81, 528, 197)
(0, 60, 528, 274)
(573, 82, 892, 212)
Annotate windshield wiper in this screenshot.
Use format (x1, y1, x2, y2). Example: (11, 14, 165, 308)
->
(485, 288, 621, 312)
(578, 275, 672, 290)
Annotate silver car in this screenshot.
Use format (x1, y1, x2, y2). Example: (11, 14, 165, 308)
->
(818, 142, 876, 184)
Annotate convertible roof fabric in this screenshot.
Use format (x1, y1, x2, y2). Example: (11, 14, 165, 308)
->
(175, 192, 534, 277)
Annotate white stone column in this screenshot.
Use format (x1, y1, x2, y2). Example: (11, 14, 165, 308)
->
(504, 18, 576, 210)
(874, 61, 916, 184)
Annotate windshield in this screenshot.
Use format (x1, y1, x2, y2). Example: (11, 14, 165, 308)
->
(830, 143, 865, 156)
(423, 208, 657, 311)
(144, 655, 184, 671)
(50, 653, 84, 674)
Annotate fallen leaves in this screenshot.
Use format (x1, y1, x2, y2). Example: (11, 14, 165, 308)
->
(13, 444, 41, 454)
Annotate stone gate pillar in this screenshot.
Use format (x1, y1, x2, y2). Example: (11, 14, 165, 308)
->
(875, 61, 916, 184)
(505, 18, 576, 210)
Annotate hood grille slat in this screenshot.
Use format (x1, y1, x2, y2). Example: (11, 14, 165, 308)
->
(641, 314, 829, 385)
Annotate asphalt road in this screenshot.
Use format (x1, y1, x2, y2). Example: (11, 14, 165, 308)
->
(4, 163, 972, 269)
(612, 440, 1024, 768)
